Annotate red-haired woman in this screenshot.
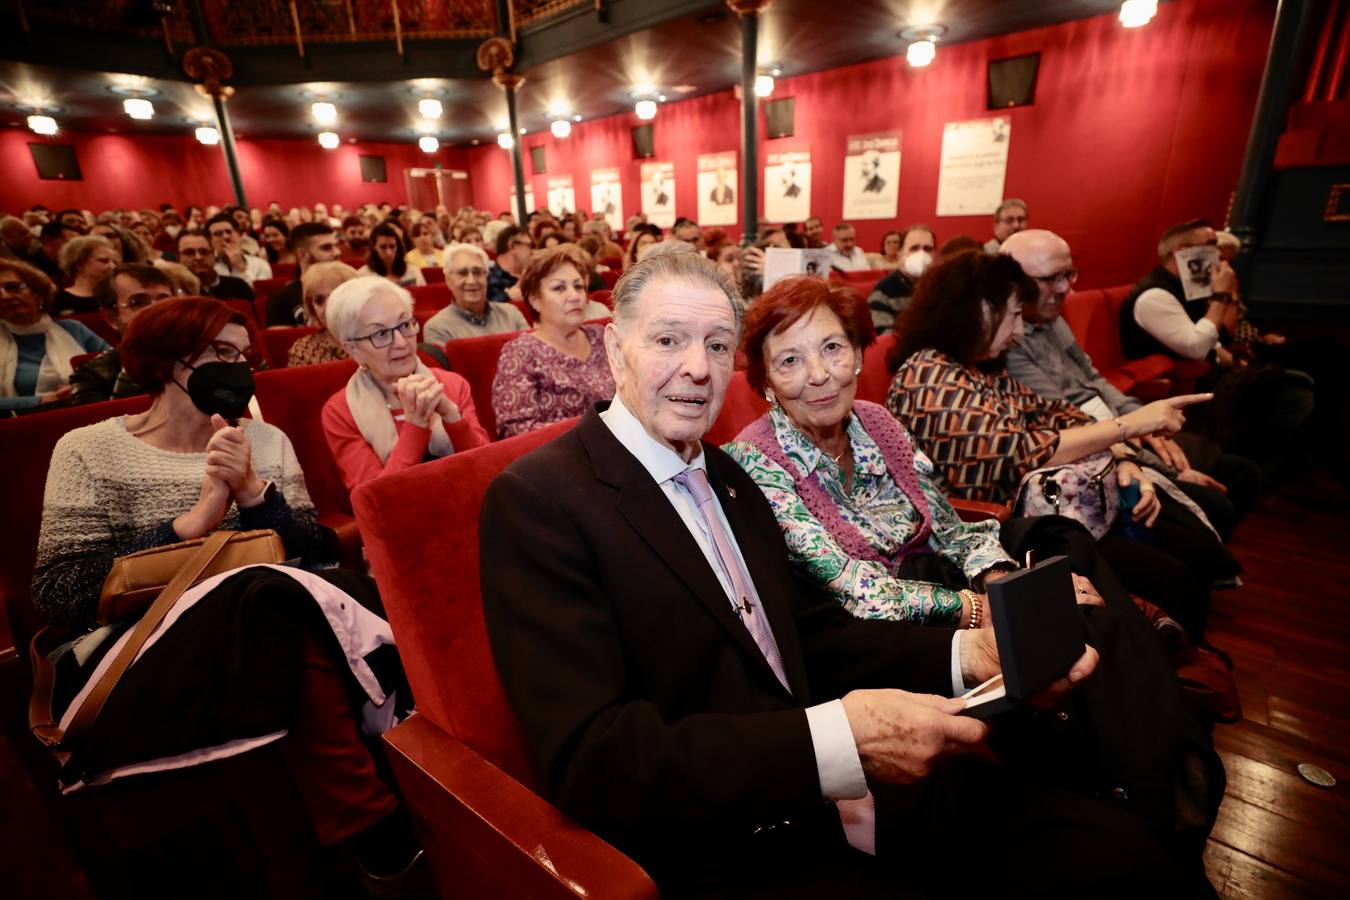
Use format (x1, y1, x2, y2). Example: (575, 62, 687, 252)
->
(32, 296, 422, 884)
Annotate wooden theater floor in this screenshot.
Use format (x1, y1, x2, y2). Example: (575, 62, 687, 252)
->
(1, 472, 1347, 898)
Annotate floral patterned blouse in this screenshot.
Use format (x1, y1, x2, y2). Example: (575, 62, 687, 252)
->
(490, 324, 616, 439)
(723, 404, 1013, 625)
(287, 329, 348, 368)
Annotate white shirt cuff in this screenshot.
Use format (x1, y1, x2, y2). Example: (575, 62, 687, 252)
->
(1196, 318, 1219, 339)
(951, 630, 967, 696)
(805, 700, 868, 800)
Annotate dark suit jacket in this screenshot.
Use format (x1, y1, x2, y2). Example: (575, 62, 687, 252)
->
(480, 405, 956, 879)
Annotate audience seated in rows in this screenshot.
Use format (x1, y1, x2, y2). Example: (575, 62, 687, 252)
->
(404, 220, 444, 271)
(865, 228, 902, 271)
(491, 244, 615, 439)
(423, 243, 528, 344)
(89, 221, 151, 265)
(886, 250, 1237, 637)
(826, 222, 869, 271)
(487, 225, 533, 303)
(321, 276, 489, 491)
(288, 261, 357, 367)
(1, 259, 109, 412)
(69, 263, 178, 404)
(1002, 229, 1261, 538)
(867, 224, 937, 334)
(260, 217, 294, 267)
(206, 212, 272, 286)
(480, 252, 1219, 897)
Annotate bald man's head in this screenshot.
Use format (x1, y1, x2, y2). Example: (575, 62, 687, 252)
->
(1001, 229, 1076, 324)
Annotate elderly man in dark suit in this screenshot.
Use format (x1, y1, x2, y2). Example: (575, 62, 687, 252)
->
(481, 253, 1204, 898)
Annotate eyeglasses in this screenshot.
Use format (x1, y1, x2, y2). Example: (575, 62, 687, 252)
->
(0, 280, 30, 294)
(118, 291, 173, 310)
(448, 267, 487, 279)
(510, 240, 534, 250)
(206, 340, 252, 364)
(178, 247, 213, 257)
(350, 317, 418, 349)
(1031, 268, 1078, 288)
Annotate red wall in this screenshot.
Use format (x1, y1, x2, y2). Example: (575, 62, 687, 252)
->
(0, 129, 469, 213)
(470, 0, 1275, 287)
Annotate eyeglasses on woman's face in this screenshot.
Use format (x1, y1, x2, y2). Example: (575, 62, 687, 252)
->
(350, 317, 418, 349)
(0, 279, 31, 295)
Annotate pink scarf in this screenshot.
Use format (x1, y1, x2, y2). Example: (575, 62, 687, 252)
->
(736, 400, 933, 573)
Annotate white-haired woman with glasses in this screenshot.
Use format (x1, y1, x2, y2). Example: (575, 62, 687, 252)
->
(321, 275, 490, 491)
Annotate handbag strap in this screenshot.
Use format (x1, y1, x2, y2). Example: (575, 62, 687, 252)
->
(59, 531, 235, 749)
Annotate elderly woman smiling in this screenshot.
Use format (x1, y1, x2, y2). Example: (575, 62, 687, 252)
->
(1, 258, 109, 412)
(491, 244, 615, 438)
(321, 276, 489, 491)
(287, 261, 356, 367)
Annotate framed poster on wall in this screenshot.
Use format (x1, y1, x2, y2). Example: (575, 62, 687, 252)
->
(935, 116, 1011, 217)
(590, 168, 624, 231)
(547, 174, 576, 216)
(697, 152, 738, 227)
(640, 160, 676, 228)
(842, 132, 900, 221)
(764, 149, 811, 223)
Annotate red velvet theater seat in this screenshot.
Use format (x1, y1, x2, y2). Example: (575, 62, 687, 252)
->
(252, 359, 362, 567)
(1061, 286, 1176, 399)
(261, 325, 319, 368)
(441, 329, 529, 439)
(856, 332, 897, 405)
(409, 283, 453, 312)
(352, 419, 658, 899)
(705, 370, 770, 445)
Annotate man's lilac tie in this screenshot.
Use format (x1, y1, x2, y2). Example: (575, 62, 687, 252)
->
(673, 468, 789, 692)
(675, 468, 877, 856)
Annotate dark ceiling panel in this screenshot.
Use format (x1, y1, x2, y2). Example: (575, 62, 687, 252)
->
(0, 1, 1129, 148)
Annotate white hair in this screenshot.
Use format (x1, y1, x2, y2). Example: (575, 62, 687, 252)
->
(325, 275, 414, 342)
(442, 241, 490, 274)
(611, 252, 742, 334)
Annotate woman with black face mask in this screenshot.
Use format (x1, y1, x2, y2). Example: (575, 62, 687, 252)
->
(31, 297, 426, 892)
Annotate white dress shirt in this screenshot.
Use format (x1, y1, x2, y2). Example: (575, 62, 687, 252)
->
(1133, 288, 1219, 360)
(600, 396, 968, 853)
(214, 253, 273, 286)
(827, 244, 871, 272)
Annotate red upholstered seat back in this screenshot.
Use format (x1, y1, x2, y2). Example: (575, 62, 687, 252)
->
(1061, 289, 1119, 372)
(253, 359, 359, 518)
(270, 262, 297, 280)
(0, 395, 152, 642)
(705, 370, 770, 445)
(262, 326, 320, 368)
(856, 332, 897, 404)
(409, 283, 453, 312)
(252, 276, 289, 300)
(59, 313, 118, 346)
(422, 267, 445, 284)
(352, 418, 578, 787)
(599, 268, 621, 289)
(590, 288, 613, 308)
(441, 329, 527, 439)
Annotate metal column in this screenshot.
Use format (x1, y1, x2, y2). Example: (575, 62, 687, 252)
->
(738, 7, 760, 246)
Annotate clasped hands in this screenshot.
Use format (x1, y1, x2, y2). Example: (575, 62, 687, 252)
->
(173, 414, 268, 540)
(393, 373, 461, 429)
(841, 630, 1098, 784)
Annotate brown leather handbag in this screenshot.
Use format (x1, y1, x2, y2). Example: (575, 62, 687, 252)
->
(30, 529, 284, 751)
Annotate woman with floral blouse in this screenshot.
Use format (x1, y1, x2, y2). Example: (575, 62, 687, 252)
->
(724, 276, 1109, 629)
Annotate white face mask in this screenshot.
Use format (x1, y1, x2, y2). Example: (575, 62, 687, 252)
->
(164, 224, 181, 238)
(902, 250, 932, 278)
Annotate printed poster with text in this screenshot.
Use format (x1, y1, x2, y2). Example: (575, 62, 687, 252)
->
(589, 168, 624, 232)
(935, 117, 1011, 217)
(640, 160, 676, 228)
(507, 184, 536, 216)
(547, 175, 576, 217)
(764, 149, 811, 223)
(842, 132, 901, 220)
(697, 151, 738, 227)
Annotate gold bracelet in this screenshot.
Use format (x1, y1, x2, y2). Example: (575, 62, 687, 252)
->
(960, 589, 982, 629)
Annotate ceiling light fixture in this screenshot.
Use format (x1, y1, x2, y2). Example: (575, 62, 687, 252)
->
(573, 114, 582, 122)
(754, 74, 775, 98)
(418, 98, 443, 119)
(28, 114, 58, 135)
(418, 135, 439, 153)
(312, 101, 338, 125)
(497, 132, 514, 149)
(899, 25, 946, 69)
(1118, 0, 1158, 28)
(635, 99, 658, 120)
(317, 131, 340, 149)
(551, 119, 572, 138)
(195, 126, 220, 145)
(123, 97, 154, 120)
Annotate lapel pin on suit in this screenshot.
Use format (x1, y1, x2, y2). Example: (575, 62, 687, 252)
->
(727, 487, 736, 498)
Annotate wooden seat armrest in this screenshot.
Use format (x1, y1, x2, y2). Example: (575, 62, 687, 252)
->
(383, 715, 659, 900)
(949, 498, 1012, 523)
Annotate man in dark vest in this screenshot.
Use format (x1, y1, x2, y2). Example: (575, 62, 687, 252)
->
(1120, 218, 1314, 473)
